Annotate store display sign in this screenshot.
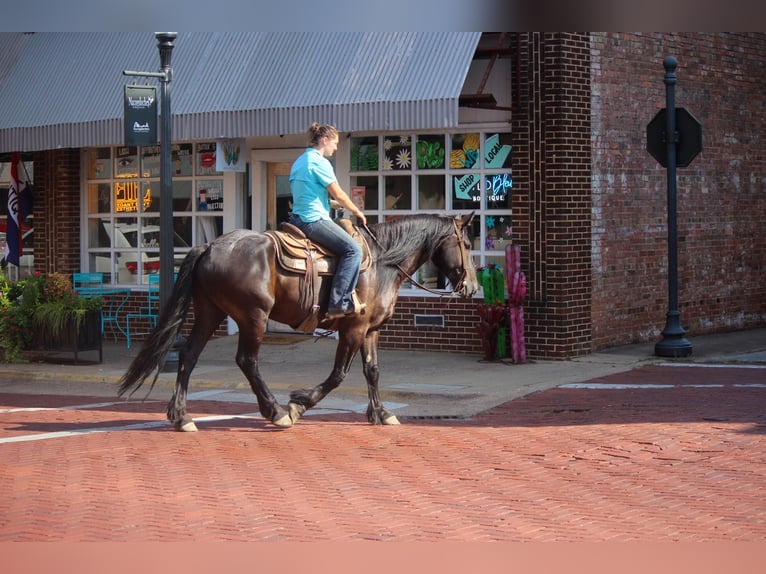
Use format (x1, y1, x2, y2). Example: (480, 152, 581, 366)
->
(216, 139, 246, 172)
(124, 85, 157, 146)
(351, 186, 366, 210)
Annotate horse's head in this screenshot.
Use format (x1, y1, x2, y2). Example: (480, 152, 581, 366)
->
(432, 212, 480, 298)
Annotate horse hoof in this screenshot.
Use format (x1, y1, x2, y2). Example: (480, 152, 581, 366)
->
(383, 415, 401, 425)
(288, 402, 305, 424)
(272, 414, 293, 428)
(175, 420, 198, 432)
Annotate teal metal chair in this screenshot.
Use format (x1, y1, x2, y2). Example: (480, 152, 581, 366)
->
(72, 272, 104, 293)
(125, 274, 160, 348)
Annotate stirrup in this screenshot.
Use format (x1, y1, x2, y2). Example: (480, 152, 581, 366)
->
(350, 292, 366, 314)
(324, 293, 366, 320)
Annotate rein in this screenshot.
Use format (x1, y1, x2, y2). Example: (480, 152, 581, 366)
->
(362, 220, 468, 298)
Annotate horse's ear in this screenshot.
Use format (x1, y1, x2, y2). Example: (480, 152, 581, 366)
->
(459, 211, 475, 227)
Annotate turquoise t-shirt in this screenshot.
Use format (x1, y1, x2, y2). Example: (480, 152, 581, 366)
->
(289, 147, 337, 222)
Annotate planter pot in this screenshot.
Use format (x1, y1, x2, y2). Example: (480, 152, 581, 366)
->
(31, 309, 103, 364)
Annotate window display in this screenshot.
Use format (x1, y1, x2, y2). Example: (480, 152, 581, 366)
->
(350, 131, 513, 284)
(85, 142, 224, 286)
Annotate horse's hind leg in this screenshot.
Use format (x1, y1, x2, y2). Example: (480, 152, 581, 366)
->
(167, 306, 224, 432)
(236, 316, 292, 428)
(360, 331, 399, 425)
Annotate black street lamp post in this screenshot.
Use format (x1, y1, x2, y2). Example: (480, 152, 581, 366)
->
(156, 32, 177, 313)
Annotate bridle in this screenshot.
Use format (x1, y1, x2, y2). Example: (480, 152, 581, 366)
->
(363, 219, 471, 298)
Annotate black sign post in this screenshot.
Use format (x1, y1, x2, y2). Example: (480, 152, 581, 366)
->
(647, 56, 701, 358)
(124, 33, 180, 370)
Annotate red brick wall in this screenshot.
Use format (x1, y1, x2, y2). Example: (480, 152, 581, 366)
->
(378, 297, 483, 354)
(590, 32, 766, 350)
(31, 149, 81, 275)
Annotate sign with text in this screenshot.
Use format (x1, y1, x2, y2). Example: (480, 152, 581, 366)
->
(124, 85, 158, 146)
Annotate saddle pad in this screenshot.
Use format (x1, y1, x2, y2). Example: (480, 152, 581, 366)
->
(266, 226, 371, 275)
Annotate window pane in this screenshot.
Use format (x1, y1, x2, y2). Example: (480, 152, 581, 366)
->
(415, 135, 446, 169)
(141, 181, 159, 213)
(172, 180, 193, 212)
(196, 142, 218, 176)
(87, 218, 111, 248)
(483, 132, 512, 169)
(141, 145, 161, 178)
(383, 135, 412, 171)
(484, 173, 512, 210)
(175, 216, 192, 247)
(351, 176, 378, 210)
(417, 260, 442, 288)
(484, 215, 513, 251)
(450, 133, 480, 169)
(112, 217, 139, 284)
(87, 148, 112, 179)
(196, 179, 223, 211)
(417, 175, 445, 209)
(384, 176, 411, 210)
(91, 252, 115, 283)
(350, 136, 379, 171)
(173, 143, 194, 176)
(197, 216, 223, 244)
(114, 180, 142, 213)
(451, 173, 481, 210)
(115, 146, 139, 178)
(87, 183, 111, 214)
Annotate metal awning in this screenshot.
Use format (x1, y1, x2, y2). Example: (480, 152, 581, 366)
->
(0, 32, 481, 151)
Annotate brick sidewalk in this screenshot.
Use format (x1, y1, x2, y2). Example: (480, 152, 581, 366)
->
(1, 365, 764, 541)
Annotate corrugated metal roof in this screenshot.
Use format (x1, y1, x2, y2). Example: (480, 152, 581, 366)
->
(0, 32, 481, 151)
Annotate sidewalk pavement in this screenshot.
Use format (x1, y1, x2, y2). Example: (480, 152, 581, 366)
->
(1, 327, 765, 419)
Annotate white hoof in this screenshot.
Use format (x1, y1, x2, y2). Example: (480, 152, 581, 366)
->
(288, 402, 304, 424)
(272, 414, 293, 428)
(177, 420, 198, 432)
(383, 415, 401, 425)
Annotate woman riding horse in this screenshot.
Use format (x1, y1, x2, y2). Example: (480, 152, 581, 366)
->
(119, 212, 479, 432)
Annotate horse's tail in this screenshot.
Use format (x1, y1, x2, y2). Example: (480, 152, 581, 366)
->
(118, 245, 208, 398)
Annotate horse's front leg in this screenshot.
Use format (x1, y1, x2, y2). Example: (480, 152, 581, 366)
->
(287, 329, 361, 424)
(360, 331, 400, 425)
(237, 321, 292, 428)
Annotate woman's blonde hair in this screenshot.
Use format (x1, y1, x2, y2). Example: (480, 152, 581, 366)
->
(307, 122, 338, 147)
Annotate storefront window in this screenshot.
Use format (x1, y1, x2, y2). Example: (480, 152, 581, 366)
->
(350, 176, 378, 210)
(350, 136, 379, 171)
(383, 135, 412, 171)
(85, 143, 224, 286)
(384, 175, 411, 210)
(450, 133, 480, 169)
(86, 148, 112, 179)
(415, 135, 446, 169)
(350, 131, 513, 293)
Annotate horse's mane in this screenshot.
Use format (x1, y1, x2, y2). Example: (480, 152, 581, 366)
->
(365, 214, 456, 267)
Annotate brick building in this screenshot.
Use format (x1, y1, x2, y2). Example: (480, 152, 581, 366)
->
(1, 32, 764, 359)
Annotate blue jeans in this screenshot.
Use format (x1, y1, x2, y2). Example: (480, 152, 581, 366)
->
(288, 214, 362, 311)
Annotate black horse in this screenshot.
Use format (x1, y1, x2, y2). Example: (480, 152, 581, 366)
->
(118, 213, 479, 431)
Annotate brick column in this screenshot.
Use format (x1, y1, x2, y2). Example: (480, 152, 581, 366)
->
(513, 32, 592, 358)
(31, 148, 81, 275)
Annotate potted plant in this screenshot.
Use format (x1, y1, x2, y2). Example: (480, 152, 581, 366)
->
(0, 271, 103, 363)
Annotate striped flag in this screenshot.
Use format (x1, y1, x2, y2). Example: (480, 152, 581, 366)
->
(4, 153, 31, 267)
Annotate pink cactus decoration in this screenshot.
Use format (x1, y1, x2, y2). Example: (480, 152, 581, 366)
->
(505, 243, 527, 364)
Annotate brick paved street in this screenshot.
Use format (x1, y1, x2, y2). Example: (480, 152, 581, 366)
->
(1, 364, 764, 542)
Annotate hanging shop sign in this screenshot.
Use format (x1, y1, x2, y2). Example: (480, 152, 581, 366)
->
(124, 85, 158, 146)
(216, 139, 246, 172)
